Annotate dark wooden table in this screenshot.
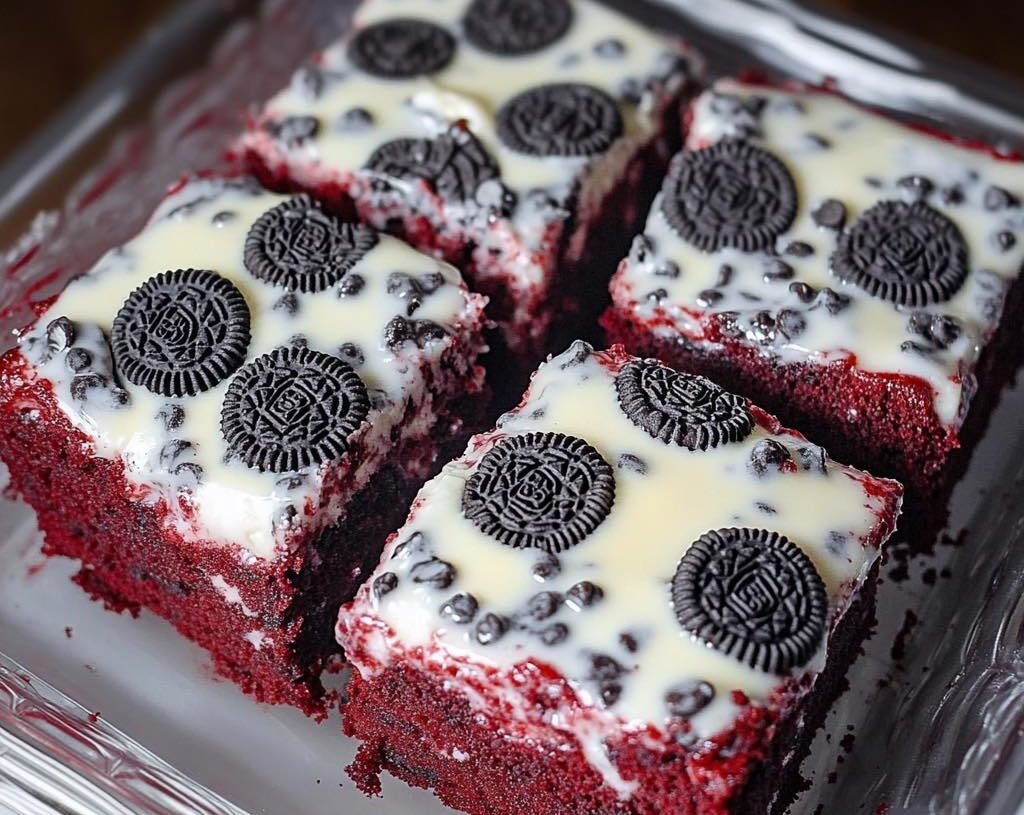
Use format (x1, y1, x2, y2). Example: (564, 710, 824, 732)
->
(0, 0, 1021, 165)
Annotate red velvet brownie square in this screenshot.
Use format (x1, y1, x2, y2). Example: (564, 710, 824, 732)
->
(604, 79, 1024, 515)
(239, 0, 697, 361)
(0, 176, 487, 714)
(337, 342, 901, 814)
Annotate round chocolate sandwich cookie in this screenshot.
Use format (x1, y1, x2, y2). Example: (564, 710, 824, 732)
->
(463, 0, 573, 56)
(348, 18, 455, 79)
(496, 83, 623, 157)
(660, 139, 797, 253)
(615, 359, 753, 450)
(672, 527, 827, 674)
(365, 127, 499, 203)
(244, 195, 378, 293)
(111, 268, 250, 398)
(221, 345, 369, 473)
(831, 199, 969, 306)
(462, 432, 615, 553)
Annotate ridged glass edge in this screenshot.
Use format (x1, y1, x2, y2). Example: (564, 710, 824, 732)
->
(0, 653, 248, 815)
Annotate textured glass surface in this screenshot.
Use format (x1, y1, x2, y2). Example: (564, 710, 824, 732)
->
(1, 1, 1023, 813)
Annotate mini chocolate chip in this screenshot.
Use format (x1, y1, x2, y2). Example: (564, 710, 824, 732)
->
(646, 288, 668, 302)
(266, 115, 320, 146)
(788, 281, 817, 303)
(532, 553, 562, 581)
(159, 439, 193, 469)
(900, 340, 932, 355)
(629, 234, 655, 264)
(619, 632, 639, 653)
(338, 342, 365, 367)
(930, 315, 962, 348)
(594, 38, 626, 58)
(475, 613, 509, 645)
(158, 404, 185, 431)
(561, 339, 593, 368)
(984, 186, 1019, 211)
(617, 77, 642, 105)
(666, 680, 715, 718)
(566, 581, 604, 610)
(794, 445, 827, 474)
(392, 531, 429, 560)
(696, 289, 723, 308)
(276, 473, 308, 491)
(539, 623, 569, 645)
(274, 293, 300, 315)
(589, 654, 625, 681)
(337, 274, 365, 297)
(815, 287, 851, 314)
(738, 291, 763, 302)
(995, 231, 1017, 252)
(440, 593, 478, 624)
(715, 264, 734, 287)
(897, 175, 934, 199)
(865, 176, 884, 189)
(373, 572, 398, 597)
(654, 260, 681, 278)
(749, 310, 776, 344)
(749, 438, 792, 476)
(527, 591, 561, 621)
(785, 241, 814, 258)
(65, 347, 92, 372)
(409, 557, 456, 589)
(336, 107, 374, 132)
(211, 210, 236, 228)
(599, 682, 623, 706)
(908, 311, 961, 349)
(763, 258, 794, 282)
(616, 453, 648, 475)
(942, 185, 965, 205)
(812, 198, 847, 230)
(803, 133, 830, 149)
(776, 308, 806, 339)
(45, 317, 76, 355)
(755, 501, 777, 515)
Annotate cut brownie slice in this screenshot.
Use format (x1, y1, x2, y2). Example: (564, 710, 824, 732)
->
(604, 79, 1024, 526)
(337, 342, 901, 814)
(239, 0, 697, 363)
(0, 176, 487, 714)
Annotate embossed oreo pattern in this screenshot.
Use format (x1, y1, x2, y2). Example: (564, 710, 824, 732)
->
(221, 345, 369, 473)
(463, 0, 573, 56)
(672, 527, 827, 673)
(111, 268, 251, 397)
(496, 83, 623, 157)
(660, 139, 798, 253)
(244, 196, 378, 293)
(832, 199, 970, 306)
(462, 431, 615, 553)
(615, 359, 753, 450)
(348, 18, 455, 79)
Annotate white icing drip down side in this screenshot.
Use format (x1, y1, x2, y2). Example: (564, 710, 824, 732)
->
(613, 79, 1024, 426)
(338, 344, 900, 794)
(20, 178, 484, 560)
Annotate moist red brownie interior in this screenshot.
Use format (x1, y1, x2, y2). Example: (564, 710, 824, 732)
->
(0, 176, 487, 715)
(237, 0, 698, 374)
(603, 79, 1024, 548)
(337, 342, 902, 814)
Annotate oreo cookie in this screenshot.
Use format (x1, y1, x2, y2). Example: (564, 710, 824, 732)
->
(221, 345, 369, 473)
(462, 432, 615, 554)
(660, 139, 797, 253)
(365, 126, 498, 203)
(348, 18, 455, 79)
(615, 359, 753, 450)
(244, 196, 378, 293)
(111, 269, 250, 397)
(496, 83, 623, 157)
(831, 200, 969, 307)
(463, 0, 572, 56)
(671, 528, 827, 674)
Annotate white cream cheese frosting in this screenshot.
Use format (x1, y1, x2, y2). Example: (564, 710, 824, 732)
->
(338, 343, 900, 792)
(613, 79, 1024, 426)
(19, 177, 485, 560)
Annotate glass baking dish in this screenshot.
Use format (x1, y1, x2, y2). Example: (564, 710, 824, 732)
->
(2, 1, 1023, 813)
